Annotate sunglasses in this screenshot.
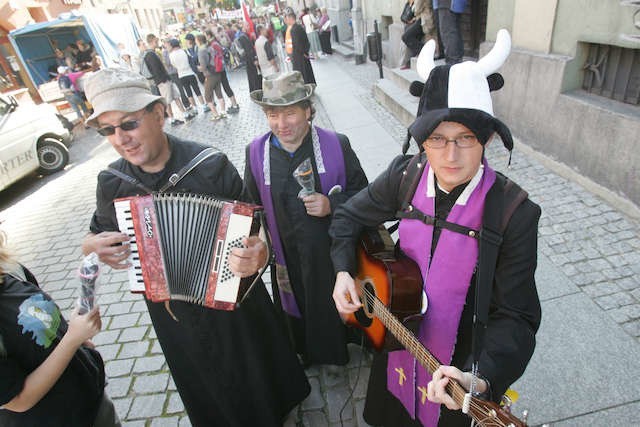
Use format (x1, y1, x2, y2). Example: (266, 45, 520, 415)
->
(96, 110, 148, 136)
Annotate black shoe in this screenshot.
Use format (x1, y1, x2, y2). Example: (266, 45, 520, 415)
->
(171, 119, 184, 126)
(184, 112, 195, 121)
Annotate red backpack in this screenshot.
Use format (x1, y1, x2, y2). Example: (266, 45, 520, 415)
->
(208, 42, 224, 73)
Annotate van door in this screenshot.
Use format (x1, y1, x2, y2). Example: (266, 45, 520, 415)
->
(0, 96, 40, 190)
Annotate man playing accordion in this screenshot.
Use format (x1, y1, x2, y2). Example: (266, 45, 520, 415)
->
(81, 68, 309, 426)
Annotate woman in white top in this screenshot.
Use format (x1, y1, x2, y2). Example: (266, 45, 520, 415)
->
(301, 8, 323, 57)
(167, 39, 207, 112)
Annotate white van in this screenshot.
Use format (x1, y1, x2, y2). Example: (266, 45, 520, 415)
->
(0, 94, 72, 192)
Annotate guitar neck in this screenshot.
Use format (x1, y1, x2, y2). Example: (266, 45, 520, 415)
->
(368, 295, 469, 405)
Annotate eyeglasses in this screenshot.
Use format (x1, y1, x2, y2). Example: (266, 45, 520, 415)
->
(96, 111, 147, 136)
(424, 134, 479, 149)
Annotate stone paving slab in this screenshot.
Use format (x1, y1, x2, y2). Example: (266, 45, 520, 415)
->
(511, 291, 640, 426)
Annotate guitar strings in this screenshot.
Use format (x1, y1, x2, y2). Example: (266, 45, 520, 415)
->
(360, 287, 510, 427)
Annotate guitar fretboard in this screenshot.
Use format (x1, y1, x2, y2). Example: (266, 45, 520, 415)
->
(363, 289, 469, 406)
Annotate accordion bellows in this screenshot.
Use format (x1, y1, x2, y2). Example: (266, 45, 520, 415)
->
(115, 193, 263, 311)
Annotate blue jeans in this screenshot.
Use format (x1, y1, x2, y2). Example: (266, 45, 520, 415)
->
(437, 8, 464, 64)
(64, 92, 89, 120)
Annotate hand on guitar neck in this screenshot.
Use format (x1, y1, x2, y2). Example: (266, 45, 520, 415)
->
(332, 271, 362, 319)
(429, 366, 488, 411)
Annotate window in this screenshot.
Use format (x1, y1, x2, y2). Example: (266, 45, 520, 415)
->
(582, 42, 640, 105)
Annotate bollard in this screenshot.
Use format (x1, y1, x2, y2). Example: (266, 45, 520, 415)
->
(367, 20, 384, 78)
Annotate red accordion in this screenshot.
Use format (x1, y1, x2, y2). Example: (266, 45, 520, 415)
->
(114, 193, 263, 311)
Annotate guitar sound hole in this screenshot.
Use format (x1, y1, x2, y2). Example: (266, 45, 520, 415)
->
(354, 280, 376, 327)
(354, 308, 373, 327)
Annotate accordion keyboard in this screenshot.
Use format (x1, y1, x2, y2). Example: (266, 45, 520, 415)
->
(114, 199, 145, 292)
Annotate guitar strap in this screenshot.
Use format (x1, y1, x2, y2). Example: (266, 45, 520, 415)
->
(393, 153, 529, 396)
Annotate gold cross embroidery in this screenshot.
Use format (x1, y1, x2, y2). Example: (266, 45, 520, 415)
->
(395, 367, 406, 385)
(417, 386, 428, 405)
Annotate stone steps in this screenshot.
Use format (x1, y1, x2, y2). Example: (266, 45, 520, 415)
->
(332, 40, 355, 58)
(372, 57, 447, 129)
(372, 76, 419, 128)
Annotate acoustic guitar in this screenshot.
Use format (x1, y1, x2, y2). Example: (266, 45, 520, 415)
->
(346, 228, 528, 427)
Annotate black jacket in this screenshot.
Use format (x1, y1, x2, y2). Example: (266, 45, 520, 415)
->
(329, 155, 542, 403)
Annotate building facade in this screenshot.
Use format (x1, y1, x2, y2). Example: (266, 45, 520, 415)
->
(485, 0, 640, 206)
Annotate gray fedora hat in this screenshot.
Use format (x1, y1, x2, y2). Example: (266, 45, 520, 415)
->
(250, 71, 315, 107)
(84, 68, 165, 127)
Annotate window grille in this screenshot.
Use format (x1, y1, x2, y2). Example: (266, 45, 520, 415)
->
(582, 43, 640, 105)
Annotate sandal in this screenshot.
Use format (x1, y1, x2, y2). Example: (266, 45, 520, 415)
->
(210, 114, 222, 121)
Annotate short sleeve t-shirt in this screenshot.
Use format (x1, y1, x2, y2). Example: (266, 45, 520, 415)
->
(0, 268, 105, 427)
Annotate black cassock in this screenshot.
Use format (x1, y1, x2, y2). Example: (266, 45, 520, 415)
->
(90, 136, 310, 427)
(244, 131, 368, 365)
(289, 23, 316, 85)
(237, 32, 262, 92)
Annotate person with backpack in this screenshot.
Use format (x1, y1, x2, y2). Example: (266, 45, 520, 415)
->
(57, 66, 89, 124)
(331, 30, 541, 427)
(195, 34, 225, 121)
(167, 38, 208, 115)
(140, 34, 193, 126)
(183, 33, 205, 85)
(205, 30, 240, 115)
(0, 230, 120, 427)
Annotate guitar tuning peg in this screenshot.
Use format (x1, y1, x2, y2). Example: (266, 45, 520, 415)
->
(521, 409, 528, 423)
(500, 394, 513, 411)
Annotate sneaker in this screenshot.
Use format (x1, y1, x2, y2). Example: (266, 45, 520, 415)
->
(202, 105, 211, 113)
(171, 119, 184, 126)
(227, 105, 239, 114)
(184, 112, 195, 121)
(219, 111, 227, 118)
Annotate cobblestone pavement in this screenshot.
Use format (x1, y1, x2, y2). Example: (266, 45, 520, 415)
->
(0, 53, 639, 427)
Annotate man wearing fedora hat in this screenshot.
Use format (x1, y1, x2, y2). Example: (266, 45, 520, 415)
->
(244, 71, 368, 368)
(80, 68, 310, 426)
(331, 31, 541, 426)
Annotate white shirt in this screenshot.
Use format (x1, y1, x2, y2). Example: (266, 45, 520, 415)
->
(168, 48, 195, 78)
(302, 14, 317, 33)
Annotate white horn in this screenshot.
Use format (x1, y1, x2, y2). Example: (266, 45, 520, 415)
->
(477, 29, 511, 76)
(416, 39, 436, 80)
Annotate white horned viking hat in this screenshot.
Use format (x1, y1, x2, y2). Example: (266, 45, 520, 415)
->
(408, 29, 513, 153)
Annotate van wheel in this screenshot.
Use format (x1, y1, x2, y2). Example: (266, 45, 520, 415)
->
(37, 137, 69, 175)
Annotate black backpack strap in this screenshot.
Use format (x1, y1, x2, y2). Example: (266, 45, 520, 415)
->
(159, 147, 219, 193)
(106, 167, 153, 194)
(397, 208, 479, 239)
(472, 173, 529, 375)
(388, 153, 427, 234)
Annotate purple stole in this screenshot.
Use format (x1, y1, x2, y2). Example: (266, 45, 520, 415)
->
(388, 159, 496, 426)
(249, 126, 346, 317)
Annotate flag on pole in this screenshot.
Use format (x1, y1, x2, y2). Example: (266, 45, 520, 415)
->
(240, 0, 256, 40)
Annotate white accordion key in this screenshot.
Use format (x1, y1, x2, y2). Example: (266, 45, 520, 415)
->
(114, 200, 145, 293)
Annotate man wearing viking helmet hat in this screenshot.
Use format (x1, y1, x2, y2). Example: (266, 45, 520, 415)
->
(331, 30, 542, 426)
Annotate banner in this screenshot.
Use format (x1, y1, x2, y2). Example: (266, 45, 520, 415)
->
(240, 0, 256, 40)
(213, 8, 243, 20)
